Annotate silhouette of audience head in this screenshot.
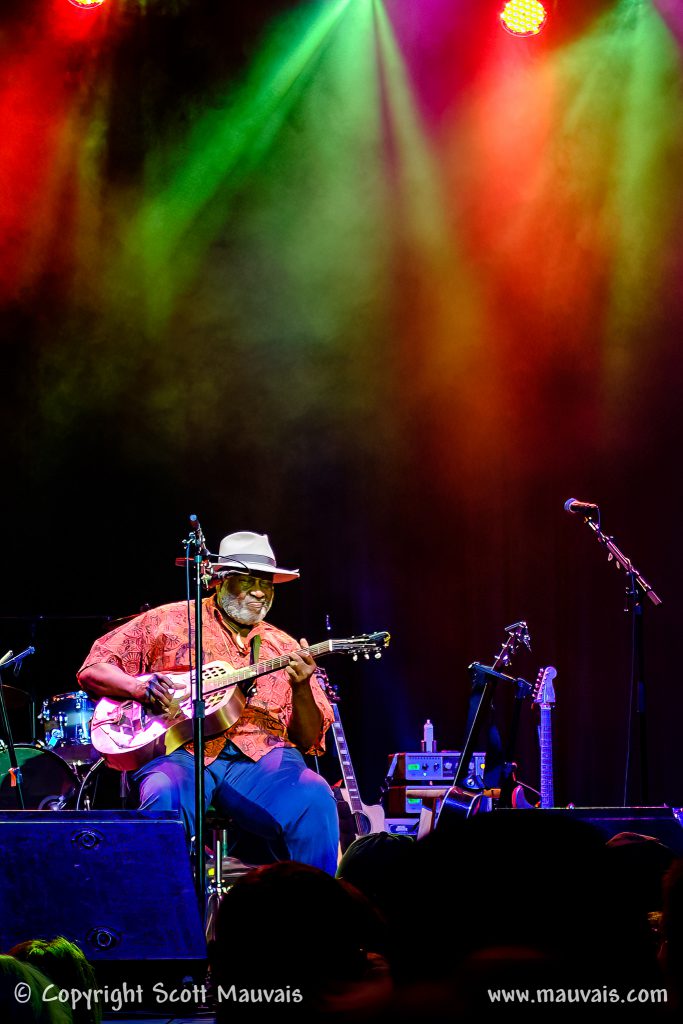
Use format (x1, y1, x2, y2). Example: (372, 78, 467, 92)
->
(0, 955, 73, 1024)
(661, 857, 683, 1006)
(394, 810, 660, 987)
(605, 831, 675, 925)
(336, 831, 415, 915)
(210, 860, 389, 1018)
(9, 938, 100, 1024)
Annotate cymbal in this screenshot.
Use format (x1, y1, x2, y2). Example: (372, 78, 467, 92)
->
(0, 684, 31, 710)
(98, 608, 148, 635)
(102, 613, 140, 628)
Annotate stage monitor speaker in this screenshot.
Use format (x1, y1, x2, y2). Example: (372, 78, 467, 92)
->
(495, 806, 683, 855)
(0, 811, 206, 961)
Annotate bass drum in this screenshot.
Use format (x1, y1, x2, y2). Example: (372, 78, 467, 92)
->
(0, 744, 79, 810)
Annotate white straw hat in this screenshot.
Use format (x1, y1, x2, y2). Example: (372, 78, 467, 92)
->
(212, 531, 299, 583)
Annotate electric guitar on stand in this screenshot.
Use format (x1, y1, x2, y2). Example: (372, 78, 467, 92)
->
(509, 664, 558, 808)
(534, 665, 557, 808)
(314, 667, 385, 852)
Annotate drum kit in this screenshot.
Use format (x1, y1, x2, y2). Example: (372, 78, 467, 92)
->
(0, 612, 144, 810)
(0, 686, 118, 811)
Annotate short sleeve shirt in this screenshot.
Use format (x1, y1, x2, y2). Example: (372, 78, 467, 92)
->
(78, 596, 333, 764)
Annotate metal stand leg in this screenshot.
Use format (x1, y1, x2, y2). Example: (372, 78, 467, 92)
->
(119, 770, 129, 808)
(205, 827, 231, 942)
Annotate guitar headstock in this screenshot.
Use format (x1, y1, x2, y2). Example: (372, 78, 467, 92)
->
(314, 667, 339, 703)
(533, 665, 557, 705)
(494, 620, 531, 669)
(331, 631, 390, 662)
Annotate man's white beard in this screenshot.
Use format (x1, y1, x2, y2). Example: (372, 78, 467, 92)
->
(219, 591, 270, 626)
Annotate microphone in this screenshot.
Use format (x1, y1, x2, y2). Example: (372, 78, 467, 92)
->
(189, 515, 210, 558)
(564, 498, 600, 517)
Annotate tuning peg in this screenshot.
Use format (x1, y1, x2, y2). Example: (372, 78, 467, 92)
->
(375, 652, 382, 659)
(364, 653, 370, 660)
(353, 654, 358, 662)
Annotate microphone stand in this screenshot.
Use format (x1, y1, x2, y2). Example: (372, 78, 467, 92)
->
(186, 516, 210, 919)
(572, 512, 661, 804)
(180, 523, 248, 919)
(0, 647, 36, 809)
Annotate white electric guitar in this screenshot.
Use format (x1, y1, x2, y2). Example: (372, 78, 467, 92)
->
(90, 632, 390, 771)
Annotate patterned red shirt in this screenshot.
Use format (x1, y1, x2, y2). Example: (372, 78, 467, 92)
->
(78, 596, 333, 764)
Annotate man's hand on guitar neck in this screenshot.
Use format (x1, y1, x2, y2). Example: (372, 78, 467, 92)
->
(286, 639, 325, 752)
(285, 639, 317, 688)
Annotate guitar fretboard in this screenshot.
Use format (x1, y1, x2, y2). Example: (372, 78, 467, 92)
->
(231, 640, 334, 687)
(331, 715, 363, 814)
(195, 634, 387, 699)
(199, 640, 337, 697)
(539, 706, 554, 808)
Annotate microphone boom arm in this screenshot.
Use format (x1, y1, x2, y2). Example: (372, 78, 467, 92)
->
(581, 517, 662, 607)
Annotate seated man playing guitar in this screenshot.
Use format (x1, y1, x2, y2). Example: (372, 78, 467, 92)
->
(78, 531, 340, 875)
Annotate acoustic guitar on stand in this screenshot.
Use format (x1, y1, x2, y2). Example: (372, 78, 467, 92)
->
(90, 632, 390, 771)
(439, 620, 532, 820)
(314, 667, 385, 852)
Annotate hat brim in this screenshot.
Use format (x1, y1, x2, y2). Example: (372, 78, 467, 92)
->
(208, 559, 299, 584)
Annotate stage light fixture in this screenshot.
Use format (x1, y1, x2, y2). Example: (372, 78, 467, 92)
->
(500, 0, 548, 37)
(67, 0, 106, 8)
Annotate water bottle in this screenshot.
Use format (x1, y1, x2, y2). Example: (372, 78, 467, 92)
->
(421, 718, 435, 753)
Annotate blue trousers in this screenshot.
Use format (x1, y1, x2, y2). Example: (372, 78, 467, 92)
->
(132, 741, 339, 876)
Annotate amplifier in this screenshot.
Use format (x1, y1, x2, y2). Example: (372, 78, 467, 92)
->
(386, 751, 486, 784)
(384, 786, 444, 817)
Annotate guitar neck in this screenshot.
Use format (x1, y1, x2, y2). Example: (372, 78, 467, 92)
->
(176, 630, 388, 702)
(312, 669, 364, 815)
(205, 640, 335, 696)
(539, 705, 554, 808)
(330, 710, 363, 815)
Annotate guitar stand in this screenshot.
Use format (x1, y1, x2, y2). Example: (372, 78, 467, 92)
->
(446, 665, 533, 813)
(496, 677, 533, 809)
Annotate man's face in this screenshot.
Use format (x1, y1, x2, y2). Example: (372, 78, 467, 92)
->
(216, 574, 274, 626)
